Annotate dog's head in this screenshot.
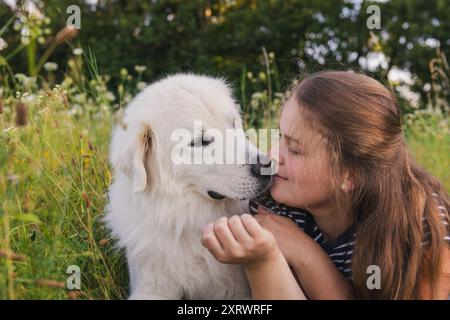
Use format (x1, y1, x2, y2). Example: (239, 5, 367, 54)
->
(110, 73, 275, 201)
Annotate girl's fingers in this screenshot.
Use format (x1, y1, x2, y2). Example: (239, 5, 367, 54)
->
(201, 222, 224, 258)
(240, 214, 263, 238)
(257, 205, 272, 215)
(254, 213, 267, 225)
(213, 217, 240, 249)
(228, 215, 253, 244)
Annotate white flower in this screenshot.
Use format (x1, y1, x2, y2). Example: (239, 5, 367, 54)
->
(21, 36, 30, 45)
(137, 81, 147, 91)
(61, 76, 74, 89)
(13, 21, 22, 31)
(250, 100, 259, 108)
(73, 48, 83, 55)
(120, 68, 128, 78)
(0, 38, 8, 51)
(251, 92, 262, 99)
(3, 126, 15, 133)
(258, 72, 266, 81)
(124, 93, 132, 104)
(73, 93, 87, 104)
(134, 65, 147, 73)
(67, 104, 83, 116)
(15, 73, 28, 83)
(44, 62, 58, 72)
(105, 91, 116, 102)
(24, 94, 37, 104)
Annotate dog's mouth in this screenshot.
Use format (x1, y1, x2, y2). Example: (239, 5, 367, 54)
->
(207, 190, 226, 200)
(207, 175, 274, 201)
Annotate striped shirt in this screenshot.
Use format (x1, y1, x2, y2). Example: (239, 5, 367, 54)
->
(249, 190, 450, 280)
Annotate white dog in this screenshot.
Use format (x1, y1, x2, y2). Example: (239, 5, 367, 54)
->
(105, 73, 273, 299)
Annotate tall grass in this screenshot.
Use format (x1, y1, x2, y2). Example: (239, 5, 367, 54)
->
(0, 86, 128, 299)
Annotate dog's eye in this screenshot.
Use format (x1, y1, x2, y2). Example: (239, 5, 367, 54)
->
(190, 136, 214, 147)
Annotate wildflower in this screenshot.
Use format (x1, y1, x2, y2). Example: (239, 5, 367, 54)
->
(67, 104, 83, 116)
(3, 126, 15, 133)
(134, 65, 147, 73)
(251, 92, 263, 99)
(21, 36, 30, 45)
(120, 68, 128, 78)
(23, 94, 37, 104)
(0, 37, 7, 51)
(61, 76, 74, 89)
(73, 93, 86, 104)
(73, 48, 83, 55)
(137, 81, 147, 91)
(258, 72, 267, 82)
(13, 21, 21, 31)
(15, 73, 28, 84)
(15, 102, 28, 126)
(68, 59, 76, 69)
(44, 62, 58, 72)
(36, 37, 45, 45)
(124, 93, 132, 104)
(105, 91, 116, 102)
(246, 72, 253, 79)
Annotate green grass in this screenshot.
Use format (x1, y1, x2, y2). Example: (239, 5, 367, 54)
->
(404, 111, 450, 192)
(0, 89, 128, 299)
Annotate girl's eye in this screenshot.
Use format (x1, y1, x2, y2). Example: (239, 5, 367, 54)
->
(288, 147, 301, 156)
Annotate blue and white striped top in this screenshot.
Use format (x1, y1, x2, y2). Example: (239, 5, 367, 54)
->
(249, 191, 450, 280)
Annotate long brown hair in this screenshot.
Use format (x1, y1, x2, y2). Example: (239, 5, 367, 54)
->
(292, 70, 450, 299)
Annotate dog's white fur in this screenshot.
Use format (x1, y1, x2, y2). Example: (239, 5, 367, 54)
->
(105, 74, 270, 299)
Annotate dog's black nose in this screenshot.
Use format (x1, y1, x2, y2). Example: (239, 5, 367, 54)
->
(251, 154, 273, 178)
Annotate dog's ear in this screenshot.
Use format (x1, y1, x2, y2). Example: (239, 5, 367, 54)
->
(111, 124, 154, 193)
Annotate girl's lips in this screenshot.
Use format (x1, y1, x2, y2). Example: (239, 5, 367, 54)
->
(275, 174, 288, 181)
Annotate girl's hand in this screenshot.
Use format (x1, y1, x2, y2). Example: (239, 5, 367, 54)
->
(254, 206, 308, 266)
(201, 214, 279, 269)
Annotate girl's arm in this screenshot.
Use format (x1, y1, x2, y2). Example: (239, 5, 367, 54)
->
(254, 208, 354, 299)
(244, 248, 306, 299)
(201, 214, 306, 299)
(288, 231, 354, 299)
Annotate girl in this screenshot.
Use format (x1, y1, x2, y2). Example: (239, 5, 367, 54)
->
(201, 70, 450, 299)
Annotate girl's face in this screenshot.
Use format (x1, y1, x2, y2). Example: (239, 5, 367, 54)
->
(270, 96, 336, 211)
